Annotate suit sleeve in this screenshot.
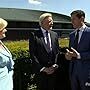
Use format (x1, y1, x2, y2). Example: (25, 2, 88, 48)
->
(56, 33, 60, 53)
(80, 31, 90, 60)
(54, 33, 60, 64)
(29, 32, 43, 73)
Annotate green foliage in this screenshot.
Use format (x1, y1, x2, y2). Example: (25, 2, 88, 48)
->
(3, 40, 30, 60)
(2, 39, 69, 90)
(3, 38, 69, 60)
(59, 38, 69, 48)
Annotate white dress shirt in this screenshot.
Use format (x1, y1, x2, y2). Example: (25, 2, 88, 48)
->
(41, 27, 52, 50)
(75, 24, 86, 43)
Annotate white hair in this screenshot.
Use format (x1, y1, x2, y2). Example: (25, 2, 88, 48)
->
(39, 13, 52, 26)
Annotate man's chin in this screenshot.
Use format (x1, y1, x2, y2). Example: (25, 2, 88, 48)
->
(50, 27, 53, 30)
(73, 25, 78, 29)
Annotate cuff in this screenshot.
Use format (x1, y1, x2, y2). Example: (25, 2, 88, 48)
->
(40, 67, 46, 72)
(77, 53, 81, 59)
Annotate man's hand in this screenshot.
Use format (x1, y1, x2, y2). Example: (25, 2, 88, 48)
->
(43, 67, 55, 75)
(70, 47, 80, 58)
(65, 49, 73, 60)
(65, 47, 80, 60)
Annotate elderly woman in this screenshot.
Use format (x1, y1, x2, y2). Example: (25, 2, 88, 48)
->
(0, 18, 14, 90)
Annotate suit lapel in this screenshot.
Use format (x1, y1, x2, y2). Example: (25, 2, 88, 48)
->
(50, 31, 55, 52)
(39, 29, 57, 53)
(41, 36, 50, 53)
(71, 27, 87, 49)
(78, 27, 87, 45)
(38, 29, 50, 53)
(70, 32, 76, 48)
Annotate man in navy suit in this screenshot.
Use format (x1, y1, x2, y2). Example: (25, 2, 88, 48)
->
(65, 10, 90, 90)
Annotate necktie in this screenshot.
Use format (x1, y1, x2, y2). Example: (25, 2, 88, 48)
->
(46, 31, 51, 51)
(74, 29, 80, 50)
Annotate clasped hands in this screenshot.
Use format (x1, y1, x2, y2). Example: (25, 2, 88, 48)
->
(43, 64, 58, 75)
(65, 47, 80, 60)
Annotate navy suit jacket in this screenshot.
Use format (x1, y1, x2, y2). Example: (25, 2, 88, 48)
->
(69, 26, 90, 60)
(69, 26, 90, 75)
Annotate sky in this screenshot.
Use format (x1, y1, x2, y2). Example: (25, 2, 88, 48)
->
(0, 0, 90, 22)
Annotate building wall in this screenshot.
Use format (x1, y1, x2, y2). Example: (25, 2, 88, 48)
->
(4, 21, 73, 40)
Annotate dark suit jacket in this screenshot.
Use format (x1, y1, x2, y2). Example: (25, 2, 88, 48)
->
(69, 26, 90, 75)
(29, 29, 59, 73)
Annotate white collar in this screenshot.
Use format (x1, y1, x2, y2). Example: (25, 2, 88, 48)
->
(41, 27, 50, 34)
(41, 27, 46, 34)
(76, 24, 86, 32)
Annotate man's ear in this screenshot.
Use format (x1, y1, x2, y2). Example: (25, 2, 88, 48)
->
(81, 16, 85, 22)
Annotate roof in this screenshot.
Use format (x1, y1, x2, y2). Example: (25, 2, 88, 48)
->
(0, 8, 71, 23)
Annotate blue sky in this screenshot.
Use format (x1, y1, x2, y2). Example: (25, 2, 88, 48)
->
(0, 0, 90, 22)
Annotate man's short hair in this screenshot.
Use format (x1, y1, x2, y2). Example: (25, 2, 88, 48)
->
(70, 10, 85, 19)
(39, 13, 52, 26)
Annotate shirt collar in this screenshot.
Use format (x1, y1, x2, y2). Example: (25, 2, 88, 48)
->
(41, 27, 50, 34)
(76, 24, 87, 32)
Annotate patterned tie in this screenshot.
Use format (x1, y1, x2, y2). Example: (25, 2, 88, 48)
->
(74, 29, 80, 50)
(46, 31, 51, 51)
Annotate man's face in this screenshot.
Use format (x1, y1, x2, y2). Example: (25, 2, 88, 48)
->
(41, 16, 53, 31)
(71, 14, 83, 29)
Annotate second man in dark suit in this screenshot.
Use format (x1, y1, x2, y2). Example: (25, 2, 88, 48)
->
(29, 13, 59, 90)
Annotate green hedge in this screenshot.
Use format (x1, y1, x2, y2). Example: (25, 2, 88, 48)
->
(59, 38, 69, 48)
(3, 38, 69, 60)
(3, 39, 69, 90)
(4, 40, 30, 60)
